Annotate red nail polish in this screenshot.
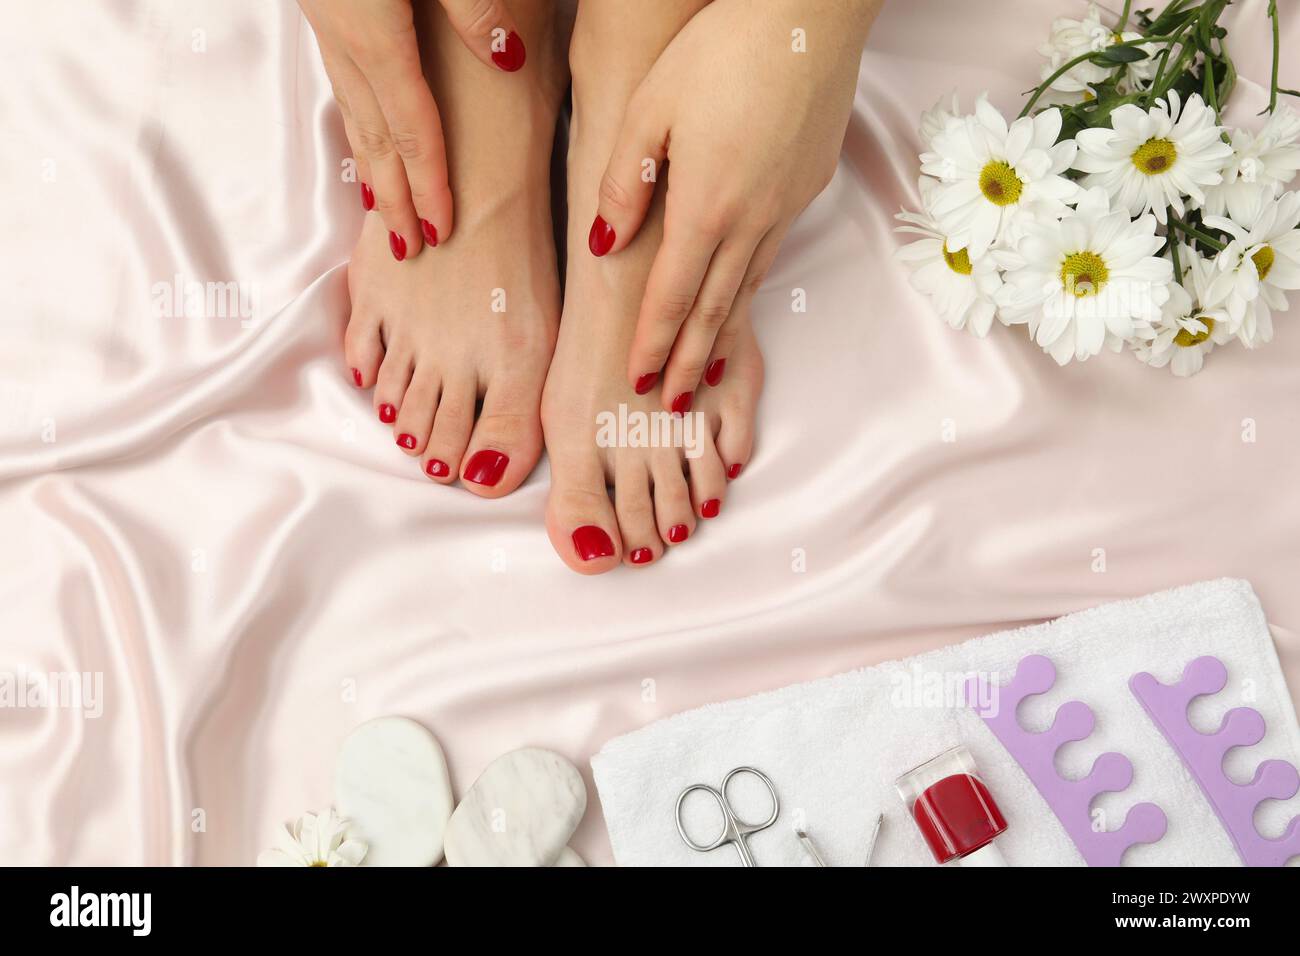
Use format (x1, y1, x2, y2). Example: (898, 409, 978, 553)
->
(351, 367, 362, 387)
(588, 215, 616, 256)
(573, 525, 615, 561)
(425, 458, 450, 478)
(360, 182, 375, 211)
(671, 391, 693, 415)
(396, 433, 416, 450)
(463, 449, 509, 486)
(491, 30, 526, 72)
(421, 219, 438, 247)
(701, 498, 721, 519)
(629, 547, 654, 565)
(668, 524, 689, 543)
(727, 463, 743, 480)
(389, 231, 407, 261)
(705, 358, 727, 387)
(378, 403, 396, 424)
(634, 372, 658, 395)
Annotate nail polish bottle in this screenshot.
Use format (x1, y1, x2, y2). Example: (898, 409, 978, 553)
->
(895, 744, 1009, 866)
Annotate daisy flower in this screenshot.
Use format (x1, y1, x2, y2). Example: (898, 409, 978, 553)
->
(997, 187, 1171, 365)
(1133, 247, 1233, 376)
(919, 92, 960, 150)
(895, 179, 1004, 336)
(1199, 105, 1300, 223)
(921, 97, 1079, 258)
(257, 809, 368, 867)
(1074, 91, 1233, 224)
(1203, 190, 1300, 347)
(1038, 4, 1158, 101)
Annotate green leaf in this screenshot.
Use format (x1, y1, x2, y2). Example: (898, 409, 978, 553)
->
(1098, 45, 1149, 63)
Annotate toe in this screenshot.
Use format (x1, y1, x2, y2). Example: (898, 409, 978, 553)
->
(393, 367, 439, 457)
(545, 447, 621, 575)
(423, 376, 476, 484)
(373, 344, 414, 427)
(613, 460, 661, 567)
(687, 430, 727, 521)
(344, 308, 385, 389)
(713, 328, 763, 480)
(459, 379, 544, 498)
(650, 455, 696, 547)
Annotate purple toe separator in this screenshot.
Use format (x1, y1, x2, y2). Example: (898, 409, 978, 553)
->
(965, 654, 1168, 866)
(1130, 655, 1300, 867)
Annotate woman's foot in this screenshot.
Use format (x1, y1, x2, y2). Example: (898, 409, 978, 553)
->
(344, 0, 565, 496)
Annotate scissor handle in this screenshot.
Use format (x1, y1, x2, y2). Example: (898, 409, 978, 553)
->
(675, 784, 734, 852)
(721, 766, 780, 834)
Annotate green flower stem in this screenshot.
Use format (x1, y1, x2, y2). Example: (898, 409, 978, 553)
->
(1268, 0, 1281, 113)
(1167, 215, 1226, 252)
(1019, 35, 1178, 118)
(1117, 0, 1133, 32)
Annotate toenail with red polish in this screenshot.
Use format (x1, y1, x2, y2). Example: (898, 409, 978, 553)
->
(351, 368, 362, 387)
(378, 403, 396, 424)
(573, 525, 616, 561)
(389, 231, 407, 261)
(588, 215, 616, 257)
(727, 463, 743, 480)
(671, 391, 694, 415)
(491, 31, 526, 72)
(463, 449, 509, 486)
(705, 358, 727, 387)
(668, 524, 689, 543)
(420, 219, 438, 247)
(396, 433, 416, 450)
(634, 372, 658, 395)
(629, 547, 654, 565)
(360, 182, 375, 211)
(425, 458, 450, 478)
(701, 498, 721, 519)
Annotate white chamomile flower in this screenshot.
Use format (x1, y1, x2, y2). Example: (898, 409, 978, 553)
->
(921, 97, 1079, 258)
(1203, 190, 1300, 347)
(1200, 105, 1300, 223)
(919, 92, 961, 150)
(1074, 91, 1233, 224)
(1038, 4, 1158, 100)
(1133, 247, 1233, 376)
(996, 187, 1171, 365)
(257, 809, 367, 867)
(895, 178, 1003, 336)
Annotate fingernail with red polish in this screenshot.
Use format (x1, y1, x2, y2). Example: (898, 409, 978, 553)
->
(491, 31, 526, 72)
(668, 524, 690, 543)
(378, 403, 396, 424)
(629, 547, 654, 565)
(672, 391, 693, 416)
(635, 372, 658, 395)
(360, 182, 375, 211)
(425, 458, 450, 479)
(727, 463, 743, 480)
(701, 498, 721, 519)
(396, 433, 416, 450)
(573, 525, 615, 561)
(351, 367, 362, 387)
(421, 219, 438, 247)
(463, 449, 509, 487)
(389, 231, 407, 261)
(588, 215, 616, 257)
(705, 358, 727, 387)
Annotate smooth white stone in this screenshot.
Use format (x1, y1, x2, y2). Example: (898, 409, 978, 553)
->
(334, 716, 453, 866)
(444, 747, 587, 867)
(552, 846, 586, 867)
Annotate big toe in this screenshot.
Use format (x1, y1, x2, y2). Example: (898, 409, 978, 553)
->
(460, 381, 545, 498)
(544, 448, 621, 575)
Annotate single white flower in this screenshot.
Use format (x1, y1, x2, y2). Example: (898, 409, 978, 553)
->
(921, 97, 1079, 258)
(1038, 4, 1158, 100)
(895, 179, 1004, 336)
(1203, 190, 1300, 347)
(1133, 247, 1233, 376)
(919, 92, 961, 150)
(997, 187, 1171, 365)
(1200, 105, 1300, 223)
(1074, 91, 1233, 224)
(257, 809, 368, 867)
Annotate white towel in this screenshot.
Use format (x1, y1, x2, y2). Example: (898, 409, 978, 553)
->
(591, 579, 1300, 866)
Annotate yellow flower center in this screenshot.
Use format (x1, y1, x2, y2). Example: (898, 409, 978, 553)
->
(1060, 251, 1110, 297)
(1174, 316, 1215, 347)
(1252, 245, 1275, 281)
(979, 161, 1024, 206)
(1131, 138, 1178, 175)
(310, 860, 328, 867)
(942, 241, 973, 276)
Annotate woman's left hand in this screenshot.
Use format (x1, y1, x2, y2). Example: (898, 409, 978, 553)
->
(589, 0, 881, 408)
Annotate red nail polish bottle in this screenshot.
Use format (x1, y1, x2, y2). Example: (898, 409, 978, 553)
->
(895, 745, 1008, 866)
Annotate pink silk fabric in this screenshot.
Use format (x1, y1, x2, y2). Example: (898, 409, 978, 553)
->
(1, 0, 1297, 866)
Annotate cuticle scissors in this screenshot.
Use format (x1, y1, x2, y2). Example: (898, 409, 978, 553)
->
(674, 766, 780, 866)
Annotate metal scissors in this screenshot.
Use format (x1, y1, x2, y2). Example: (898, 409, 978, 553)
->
(674, 766, 780, 866)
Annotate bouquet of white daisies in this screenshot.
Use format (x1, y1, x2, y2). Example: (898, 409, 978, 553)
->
(897, 0, 1300, 375)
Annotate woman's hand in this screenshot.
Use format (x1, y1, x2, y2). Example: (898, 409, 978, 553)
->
(299, 0, 528, 259)
(589, 0, 880, 407)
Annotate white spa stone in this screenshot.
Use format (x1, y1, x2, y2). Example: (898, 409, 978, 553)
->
(443, 748, 587, 867)
(552, 846, 586, 867)
(334, 716, 454, 867)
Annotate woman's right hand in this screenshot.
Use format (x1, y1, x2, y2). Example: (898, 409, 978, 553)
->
(298, 0, 528, 259)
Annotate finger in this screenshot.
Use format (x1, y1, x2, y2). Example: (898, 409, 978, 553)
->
(438, 0, 526, 72)
(701, 224, 785, 388)
(589, 88, 669, 258)
(319, 48, 376, 211)
(659, 235, 761, 408)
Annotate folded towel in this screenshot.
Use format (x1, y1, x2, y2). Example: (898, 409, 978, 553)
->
(592, 579, 1300, 866)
